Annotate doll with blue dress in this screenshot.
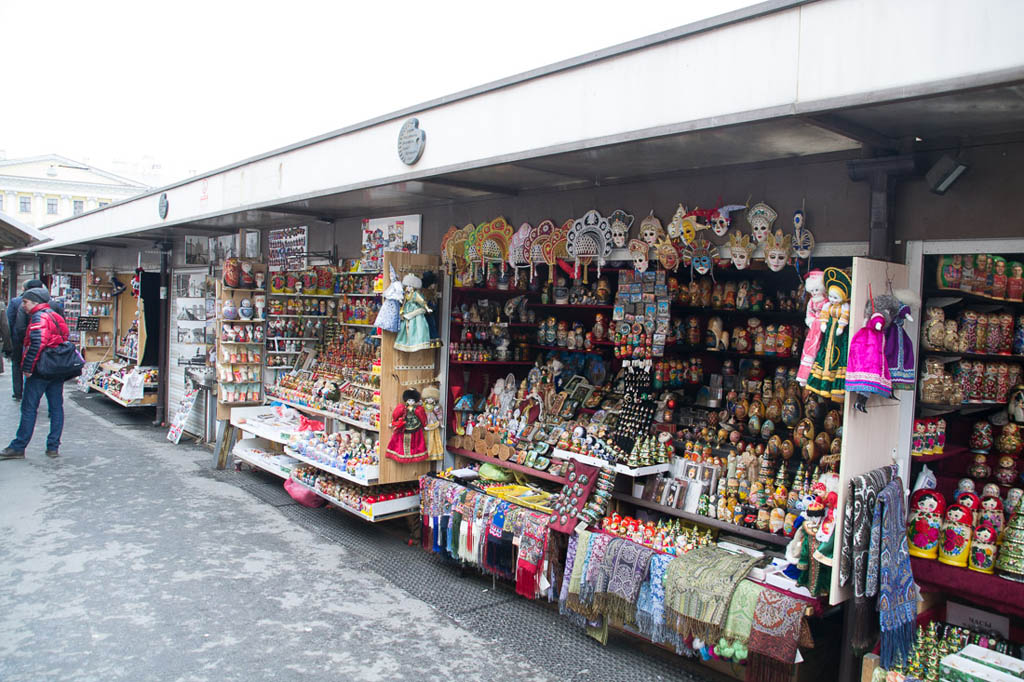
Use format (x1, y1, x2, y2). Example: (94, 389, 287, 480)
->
(374, 265, 403, 333)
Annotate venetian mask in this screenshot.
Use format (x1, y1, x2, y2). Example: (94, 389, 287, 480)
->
(681, 239, 718, 277)
(628, 239, 649, 273)
(638, 213, 663, 246)
(666, 204, 687, 241)
(726, 230, 755, 270)
(709, 204, 745, 237)
(763, 230, 792, 272)
(746, 202, 777, 244)
(608, 209, 634, 248)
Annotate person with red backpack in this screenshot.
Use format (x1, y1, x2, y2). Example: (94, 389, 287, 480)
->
(1, 287, 69, 460)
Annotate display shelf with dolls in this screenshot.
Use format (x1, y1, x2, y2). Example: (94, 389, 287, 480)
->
(79, 268, 119, 363)
(215, 260, 268, 418)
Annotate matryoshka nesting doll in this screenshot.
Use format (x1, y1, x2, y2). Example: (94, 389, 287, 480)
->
(938, 504, 973, 567)
(956, 491, 982, 526)
(996, 455, 1018, 486)
(969, 522, 998, 574)
(907, 489, 945, 559)
(980, 495, 1005, 539)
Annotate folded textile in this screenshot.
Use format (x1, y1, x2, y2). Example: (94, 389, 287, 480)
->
(635, 553, 672, 644)
(664, 546, 758, 643)
(723, 580, 764, 646)
(748, 587, 805, 682)
(593, 537, 655, 625)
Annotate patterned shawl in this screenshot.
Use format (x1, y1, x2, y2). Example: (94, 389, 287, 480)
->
(748, 588, 805, 682)
(723, 580, 765, 653)
(840, 464, 896, 652)
(664, 547, 758, 643)
(635, 553, 673, 644)
(578, 533, 614, 608)
(559, 532, 580, 608)
(871, 478, 917, 669)
(561, 530, 592, 628)
(593, 538, 655, 625)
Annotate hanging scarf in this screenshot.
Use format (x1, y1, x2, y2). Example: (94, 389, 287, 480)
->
(664, 547, 758, 643)
(559, 532, 580, 608)
(515, 513, 549, 600)
(593, 537, 655, 625)
(635, 553, 672, 644)
(840, 464, 896, 652)
(485, 503, 507, 576)
(578, 533, 614, 609)
(562, 530, 593, 628)
(721, 580, 765, 660)
(871, 478, 917, 669)
(748, 588, 806, 682)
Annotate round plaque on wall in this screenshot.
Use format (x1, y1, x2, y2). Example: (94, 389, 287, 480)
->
(397, 118, 426, 166)
(158, 192, 169, 219)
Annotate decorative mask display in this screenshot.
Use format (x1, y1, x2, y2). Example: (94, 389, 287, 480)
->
(763, 229, 793, 272)
(708, 204, 747, 237)
(567, 209, 613, 278)
(792, 209, 815, 259)
(628, 239, 649, 273)
(638, 212, 664, 247)
(681, 239, 719, 278)
(608, 209, 634, 248)
(726, 230, 756, 270)
(746, 202, 778, 244)
(666, 204, 687, 241)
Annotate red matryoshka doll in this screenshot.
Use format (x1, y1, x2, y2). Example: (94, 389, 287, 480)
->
(980, 495, 1005, 539)
(907, 489, 945, 559)
(970, 420, 994, 453)
(969, 522, 998, 574)
(938, 503, 973, 568)
(956, 490, 983, 526)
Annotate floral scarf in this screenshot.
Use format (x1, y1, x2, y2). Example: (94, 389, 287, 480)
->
(635, 553, 672, 644)
(561, 530, 593, 628)
(664, 546, 758, 643)
(871, 478, 917, 669)
(748, 587, 805, 682)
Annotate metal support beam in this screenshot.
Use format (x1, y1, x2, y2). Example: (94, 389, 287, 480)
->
(847, 155, 918, 261)
(805, 114, 901, 153)
(509, 161, 592, 181)
(258, 207, 343, 221)
(422, 177, 518, 197)
(153, 245, 171, 427)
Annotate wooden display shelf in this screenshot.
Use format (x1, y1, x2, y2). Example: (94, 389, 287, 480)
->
(671, 345, 802, 363)
(233, 445, 293, 480)
(925, 289, 1024, 307)
(911, 556, 1024, 619)
(452, 287, 537, 296)
(530, 343, 610, 355)
(268, 292, 335, 298)
(448, 359, 535, 366)
(266, 395, 379, 432)
(611, 492, 790, 547)
(923, 351, 1024, 363)
(337, 271, 379, 276)
(340, 321, 377, 327)
(284, 446, 378, 486)
(338, 292, 380, 297)
(267, 314, 331, 319)
(448, 446, 567, 484)
(266, 337, 319, 341)
(217, 318, 264, 324)
(451, 320, 535, 328)
(918, 400, 1008, 414)
(222, 286, 267, 293)
(529, 303, 614, 310)
(671, 304, 804, 321)
(89, 382, 158, 408)
(910, 444, 970, 464)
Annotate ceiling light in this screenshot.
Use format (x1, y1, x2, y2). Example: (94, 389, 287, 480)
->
(925, 154, 968, 195)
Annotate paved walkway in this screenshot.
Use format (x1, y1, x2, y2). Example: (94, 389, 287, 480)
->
(0, 373, 711, 682)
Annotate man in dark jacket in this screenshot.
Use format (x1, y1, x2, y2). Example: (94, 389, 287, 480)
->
(6, 278, 46, 400)
(2, 287, 69, 460)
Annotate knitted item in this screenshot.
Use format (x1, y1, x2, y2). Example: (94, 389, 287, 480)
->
(665, 547, 758, 643)
(593, 538, 655, 625)
(872, 478, 918, 669)
(635, 553, 672, 644)
(748, 588, 805, 682)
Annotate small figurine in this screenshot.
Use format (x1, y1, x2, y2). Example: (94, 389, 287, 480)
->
(907, 489, 945, 559)
(385, 389, 429, 463)
(422, 386, 444, 461)
(969, 522, 998, 574)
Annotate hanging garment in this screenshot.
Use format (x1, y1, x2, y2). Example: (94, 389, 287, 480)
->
(885, 304, 916, 391)
(869, 478, 918, 669)
(806, 299, 851, 401)
(846, 312, 893, 398)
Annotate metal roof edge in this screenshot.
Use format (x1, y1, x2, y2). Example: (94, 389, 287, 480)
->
(32, 0, 812, 231)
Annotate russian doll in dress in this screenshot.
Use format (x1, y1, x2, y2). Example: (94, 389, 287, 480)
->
(394, 273, 438, 352)
(421, 386, 445, 461)
(374, 264, 404, 333)
(969, 522, 998, 574)
(806, 267, 852, 401)
(386, 389, 428, 463)
(846, 295, 899, 412)
(907, 489, 945, 559)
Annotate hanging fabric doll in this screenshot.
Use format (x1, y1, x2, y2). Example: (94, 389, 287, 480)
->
(420, 271, 442, 347)
(807, 268, 851, 402)
(846, 293, 899, 412)
(422, 386, 444, 461)
(394, 273, 438, 352)
(796, 270, 826, 386)
(374, 264, 403, 333)
(386, 389, 428, 462)
(885, 294, 917, 392)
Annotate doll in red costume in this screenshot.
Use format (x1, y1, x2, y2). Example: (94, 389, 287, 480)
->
(387, 389, 428, 463)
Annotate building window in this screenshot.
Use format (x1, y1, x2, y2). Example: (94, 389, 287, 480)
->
(98, 201, 110, 208)
(46, 198, 58, 215)
(19, 196, 31, 213)
(0, 195, 4, 211)
(73, 200, 84, 215)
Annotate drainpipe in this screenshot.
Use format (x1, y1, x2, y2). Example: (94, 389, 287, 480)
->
(153, 243, 171, 426)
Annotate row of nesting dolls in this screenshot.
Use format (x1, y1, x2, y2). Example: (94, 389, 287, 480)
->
(677, 315, 805, 356)
(922, 308, 1024, 356)
(669, 275, 804, 313)
(907, 486, 1020, 573)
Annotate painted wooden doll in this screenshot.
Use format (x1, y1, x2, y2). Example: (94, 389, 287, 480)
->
(969, 522, 998, 574)
(421, 386, 444, 461)
(980, 495, 1005, 540)
(907, 489, 945, 559)
(938, 503, 973, 568)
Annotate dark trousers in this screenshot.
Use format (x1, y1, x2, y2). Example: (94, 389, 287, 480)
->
(9, 374, 64, 452)
(11, 358, 23, 397)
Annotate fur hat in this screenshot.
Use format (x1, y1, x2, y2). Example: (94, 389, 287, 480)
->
(421, 386, 440, 402)
(402, 388, 421, 403)
(402, 273, 422, 289)
(22, 287, 50, 304)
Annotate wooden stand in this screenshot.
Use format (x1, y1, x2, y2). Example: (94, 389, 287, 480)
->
(378, 251, 441, 484)
(215, 263, 268, 420)
(81, 269, 116, 362)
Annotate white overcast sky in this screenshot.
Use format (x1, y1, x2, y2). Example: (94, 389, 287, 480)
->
(0, 0, 755, 186)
